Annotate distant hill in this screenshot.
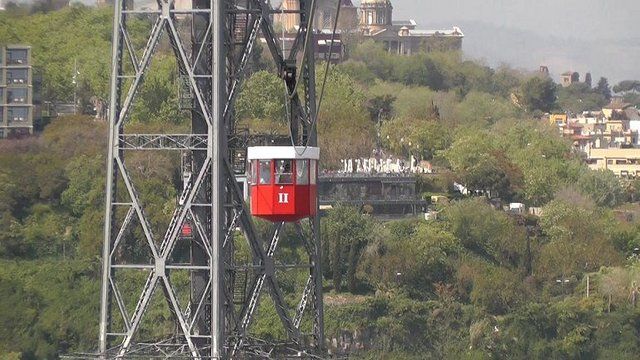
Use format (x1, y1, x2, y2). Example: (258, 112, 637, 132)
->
(427, 20, 640, 84)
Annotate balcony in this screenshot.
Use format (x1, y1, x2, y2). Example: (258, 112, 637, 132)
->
(6, 78, 28, 85)
(6, 89, 28, 104)
(6, 69, 29, 85)
(6, 49, 29, 66)
(7, 107, 30, 124)
(588, 162, 640, 177)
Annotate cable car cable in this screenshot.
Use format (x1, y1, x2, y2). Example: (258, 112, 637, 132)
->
(287, 0, 318, 100)
(285, 0, 342, 155)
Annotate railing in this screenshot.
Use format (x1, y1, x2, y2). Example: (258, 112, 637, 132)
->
(588, 163, 640, 177)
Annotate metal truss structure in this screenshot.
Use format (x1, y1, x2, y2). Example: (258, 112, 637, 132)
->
(98, 0, 323, 358)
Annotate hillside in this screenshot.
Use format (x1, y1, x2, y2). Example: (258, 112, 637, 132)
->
(1, 5, 640, 359)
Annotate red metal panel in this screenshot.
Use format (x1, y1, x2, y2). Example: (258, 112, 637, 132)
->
(273, 184, 296, 216)
(249, 154, 318, 222)
(251, 185, 274, 216)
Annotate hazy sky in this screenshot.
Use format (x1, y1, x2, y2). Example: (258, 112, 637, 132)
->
(361, 0, 640, 83)
(384, 0, 639, 41)
(11, 0, 638, 81)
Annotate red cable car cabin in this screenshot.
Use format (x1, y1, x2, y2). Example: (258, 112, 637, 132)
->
(248, 146, 319, 222)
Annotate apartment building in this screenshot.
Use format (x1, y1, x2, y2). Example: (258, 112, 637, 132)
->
(0, 45, 33, 138)
(586, 148, 640, 178)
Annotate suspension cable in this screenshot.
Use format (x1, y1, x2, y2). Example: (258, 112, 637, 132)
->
(287, 0, 317, 100)
(286, 0, 342, 154)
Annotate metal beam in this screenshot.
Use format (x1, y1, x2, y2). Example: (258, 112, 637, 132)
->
(98, 1, 324, 358)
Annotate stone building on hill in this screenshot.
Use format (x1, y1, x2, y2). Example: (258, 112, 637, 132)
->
(359, 0, 463, 54)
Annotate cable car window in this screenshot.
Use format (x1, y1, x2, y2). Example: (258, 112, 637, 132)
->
(310, 160, 317, 185)
(250, 160, 258, 184)
(275, 160, 293, 184)
(259, 160, 272, 184)
(296, 160, 309, 185)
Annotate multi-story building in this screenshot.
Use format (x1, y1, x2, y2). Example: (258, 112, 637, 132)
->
(273, 0, 463, 57)
(0, 45, 33, 138)
(551, 102, 640, 152)
(586, 148, 640, 178)
(275, 0, 358, 32)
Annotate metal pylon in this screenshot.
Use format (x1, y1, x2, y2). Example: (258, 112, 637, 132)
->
(98, 0, 323, 358)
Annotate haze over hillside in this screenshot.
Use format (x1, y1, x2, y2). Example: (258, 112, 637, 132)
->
(386, 0, 640, 84)
(8, 0, 640, 83)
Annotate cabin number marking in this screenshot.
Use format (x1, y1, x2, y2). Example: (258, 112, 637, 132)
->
(278, 193, 290, 204)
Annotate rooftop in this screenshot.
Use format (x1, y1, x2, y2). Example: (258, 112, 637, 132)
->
(392, 20, 417, 27)
(604, 100, 633, 110)
(409, 27, 464, 37)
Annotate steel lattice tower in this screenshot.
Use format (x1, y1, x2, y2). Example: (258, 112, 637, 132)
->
(98, 0, 323, 358)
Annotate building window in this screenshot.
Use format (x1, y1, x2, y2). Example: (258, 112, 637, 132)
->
(7, 107, 28, 123)
(377, 12, 385, 24)
(7, 88, 27, 104)
(6, 49, 28, 65)
(7, 69, 28, 84)
(367, 11, 373, 25)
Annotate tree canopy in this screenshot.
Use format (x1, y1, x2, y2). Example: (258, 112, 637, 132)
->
(2, 6, 640, 360)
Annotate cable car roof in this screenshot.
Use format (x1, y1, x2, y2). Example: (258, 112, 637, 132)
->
(247, 146, 320, 160)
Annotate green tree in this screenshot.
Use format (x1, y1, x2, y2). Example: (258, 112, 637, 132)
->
(557, 82, 607, 113)
(61, 155, 104, 217)
(577, 169, 624, 208)
(537, 200, 623, 280)
(381, 117, 451, 160)
(453, 91, 519, 127)
(584, 72, 593, 88)
(322, 206, 376, 292)
(130, 56, 185, 125)
(392, 53, 445, 90)
(613, 80, 640, 94)
(360, 222, 460, 296)
(0, 5, 115, 102)
(317, 68, 373, 167)
(597, 77, 612, 101)
(444, 131, 521, 198)
(492, 119, 579, 205)
(349, 40, 395, 80)
(490, 66, 525, 97)
(366, 94, 396, 122)
(520, 76, 558, 113)
(469, 265, 527, 315)
(336, 60, 377, 85)
(235, 70, 286, 121)
(444, 199, 527, 268)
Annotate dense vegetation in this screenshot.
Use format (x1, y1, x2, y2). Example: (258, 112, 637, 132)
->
(2, 5, 640, 360)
